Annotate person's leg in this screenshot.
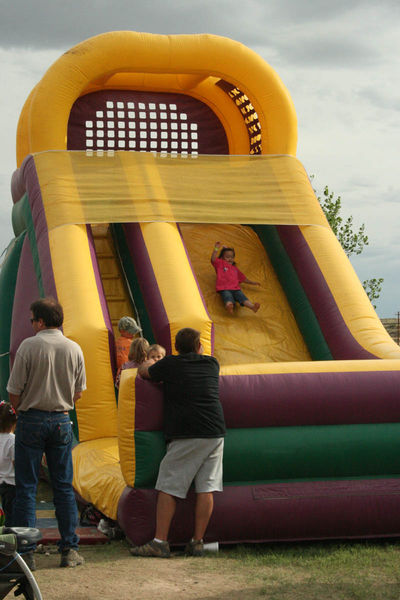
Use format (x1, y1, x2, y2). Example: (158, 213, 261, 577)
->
(129, 491, 174, 557)
(0, 483, 16, 527)
(155, 491, 177, 541)
(14, 413, 45, 529)
(186, 438, 224, 556)
(219, 290, 235, 314)
(193, 492, 214, 540)
(234, 290, 260, 313)
(243, 299, 260, 312)
(130, 440, 200, 558)
(45, 414, 79, 553)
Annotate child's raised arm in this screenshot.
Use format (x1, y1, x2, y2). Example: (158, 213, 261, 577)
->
(211, 241, 222, 264)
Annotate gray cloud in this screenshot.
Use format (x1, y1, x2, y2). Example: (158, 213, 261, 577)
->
(265, 0, 398, 23)
(274, 36, 380, 68)
(0, 0, 247, 49)
(1, 0, 398, 60)
(359, 87, 400, 111)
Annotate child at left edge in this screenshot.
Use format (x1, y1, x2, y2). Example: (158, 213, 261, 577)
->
(0, 401, 17, 526)
(211, 241, 261, 314)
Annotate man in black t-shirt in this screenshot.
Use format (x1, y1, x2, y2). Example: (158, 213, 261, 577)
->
(130, 328, 225, 558)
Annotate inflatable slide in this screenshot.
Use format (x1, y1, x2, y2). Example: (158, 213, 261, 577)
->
(1, 31, 400, 544)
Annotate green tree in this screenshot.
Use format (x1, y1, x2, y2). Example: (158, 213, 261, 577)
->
(315, 183, 383, 308)
(361, 278, 384, 309)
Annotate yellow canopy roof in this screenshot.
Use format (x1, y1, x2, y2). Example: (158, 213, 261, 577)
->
(33, 150, 328, 230)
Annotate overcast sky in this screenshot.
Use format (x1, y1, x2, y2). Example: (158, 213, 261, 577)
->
(0, 0, 399, 317)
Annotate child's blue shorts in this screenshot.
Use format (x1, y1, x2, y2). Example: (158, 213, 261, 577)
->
(218, 289, 248, 306)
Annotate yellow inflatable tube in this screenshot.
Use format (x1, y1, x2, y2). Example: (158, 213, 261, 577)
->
(140, 222, 213, 355)
(49, 223, 117, 441)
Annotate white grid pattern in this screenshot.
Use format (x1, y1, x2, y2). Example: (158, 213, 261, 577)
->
(85, 100, 199, 156)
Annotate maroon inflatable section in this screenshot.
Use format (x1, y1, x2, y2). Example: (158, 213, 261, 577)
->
(132, 369, 400, 432)
(67, 89, 229, 155)
(118, 478, 400, 545)
(9, 236, 40, 362)
(276, 226, 376, 359)
(22, 156, 58, 301)
(123, 223, 172, 354)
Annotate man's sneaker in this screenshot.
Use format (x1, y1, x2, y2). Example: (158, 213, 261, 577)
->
(22, 551, 36, 571)
(60, 548, 85, 568)
(129, 539, 170, 558)
(185, 538, 204, 557)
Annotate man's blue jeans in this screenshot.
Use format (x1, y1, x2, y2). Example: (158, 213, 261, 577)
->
(14, 409, 79, 551)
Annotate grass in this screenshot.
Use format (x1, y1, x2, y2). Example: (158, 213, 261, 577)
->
(210, 540, 400, 599)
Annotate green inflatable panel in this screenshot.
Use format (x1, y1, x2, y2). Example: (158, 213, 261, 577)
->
(133, 423, 400, 488)
(0, 233, 26, 400)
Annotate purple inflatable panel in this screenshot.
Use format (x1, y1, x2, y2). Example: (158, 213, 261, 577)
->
(277, 226, 376, 360)
(9, 236, 39, 362)
(23, 156, 57, 300)
(132, 370, 400, 432)
(123, 223, 172, 354)
(118, 478, 400, 545)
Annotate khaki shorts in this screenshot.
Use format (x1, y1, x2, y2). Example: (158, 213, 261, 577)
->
(155, 437, 224, 499)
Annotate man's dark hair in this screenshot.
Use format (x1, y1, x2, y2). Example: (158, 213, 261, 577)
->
(30, 297, 64, 328)
(175, 328, 201, 354)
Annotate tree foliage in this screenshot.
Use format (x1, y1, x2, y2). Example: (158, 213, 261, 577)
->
(314, 182, 383, 308)
(361, 278, 384, 310)
(318, 186, 369, 257)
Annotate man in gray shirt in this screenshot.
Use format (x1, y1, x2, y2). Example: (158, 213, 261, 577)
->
(7, 297, 86, 570)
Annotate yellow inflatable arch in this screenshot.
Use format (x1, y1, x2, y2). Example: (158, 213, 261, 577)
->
(17, 31, 297, 164)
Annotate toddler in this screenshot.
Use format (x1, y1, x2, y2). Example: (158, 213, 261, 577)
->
(147, 344, 166, 363)
(211, 241, 260, 314)
(0, 401, 17, 526)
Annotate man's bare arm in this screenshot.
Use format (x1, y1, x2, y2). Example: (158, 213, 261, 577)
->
(138, 359, 155, 379)
(73, 391, 82, 403)
(8, 393, 20, 412)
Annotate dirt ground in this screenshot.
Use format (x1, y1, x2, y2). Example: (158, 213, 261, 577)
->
(26, 542, 261, 600)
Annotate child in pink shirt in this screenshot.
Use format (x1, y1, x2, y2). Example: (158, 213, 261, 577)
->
(211, 241, 261, 314)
